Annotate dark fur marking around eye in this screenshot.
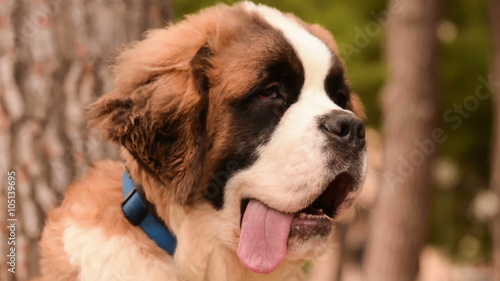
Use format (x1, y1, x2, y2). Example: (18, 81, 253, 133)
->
(324, 56, 350, 109)
(204, 32, 305, 209)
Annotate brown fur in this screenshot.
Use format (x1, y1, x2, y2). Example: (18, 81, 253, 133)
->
(39, 161, 170, 280)
(37, 3, 365, 280)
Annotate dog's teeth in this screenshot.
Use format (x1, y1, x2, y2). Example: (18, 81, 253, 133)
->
(298, 213, 332, 220)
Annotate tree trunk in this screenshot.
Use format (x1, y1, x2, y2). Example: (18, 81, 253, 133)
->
(362, 0, 442, 280)
(0, 1, 172, 280)
(489, 1, 500, 280)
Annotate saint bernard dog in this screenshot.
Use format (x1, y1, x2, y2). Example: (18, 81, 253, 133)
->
(37, 2, 367, 281)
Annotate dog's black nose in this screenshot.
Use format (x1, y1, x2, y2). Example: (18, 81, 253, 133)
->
(319, 111, 366, 148)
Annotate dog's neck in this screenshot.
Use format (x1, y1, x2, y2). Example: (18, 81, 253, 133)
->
(122, 149, 183, 233)
(122, 150, 306, 281)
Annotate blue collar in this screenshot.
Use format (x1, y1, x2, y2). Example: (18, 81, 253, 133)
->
(121, 172, 177, 255)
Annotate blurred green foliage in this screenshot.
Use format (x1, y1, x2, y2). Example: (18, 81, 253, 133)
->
(173, 0, 493, 262)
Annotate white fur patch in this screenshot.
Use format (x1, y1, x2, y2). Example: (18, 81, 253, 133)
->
(243, 2, 333, 95)
(232, 3, 354, 213)
(243, 2, 344, 111)
(63, 223, 176, 281)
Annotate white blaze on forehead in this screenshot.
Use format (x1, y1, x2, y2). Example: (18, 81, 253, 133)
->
(242, 2, 334, 98)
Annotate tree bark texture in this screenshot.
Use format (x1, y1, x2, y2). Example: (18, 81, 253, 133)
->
(362, 0, 442, 280)
(0, 1, 172, 280)
(489, 1, 500, 280)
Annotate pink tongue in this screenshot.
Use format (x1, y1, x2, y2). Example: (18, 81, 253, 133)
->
(237, 200, 294, 274)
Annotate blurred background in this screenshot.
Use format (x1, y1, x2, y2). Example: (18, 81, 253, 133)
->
(0, 0, 498, 281)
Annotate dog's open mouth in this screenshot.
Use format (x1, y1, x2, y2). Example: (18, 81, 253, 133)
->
(237, 172, 354, 274)
(290, 172, 353, 238)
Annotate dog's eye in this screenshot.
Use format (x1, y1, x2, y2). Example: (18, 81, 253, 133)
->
(258, 86, 280, 100)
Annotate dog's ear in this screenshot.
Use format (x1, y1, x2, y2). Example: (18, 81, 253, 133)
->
(87, 79, 206, 204)
(86, 90, 135, 144)
(86, 32, 212, 204)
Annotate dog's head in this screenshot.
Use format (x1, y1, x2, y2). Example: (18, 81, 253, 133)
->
(88, 2, 366, 275)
